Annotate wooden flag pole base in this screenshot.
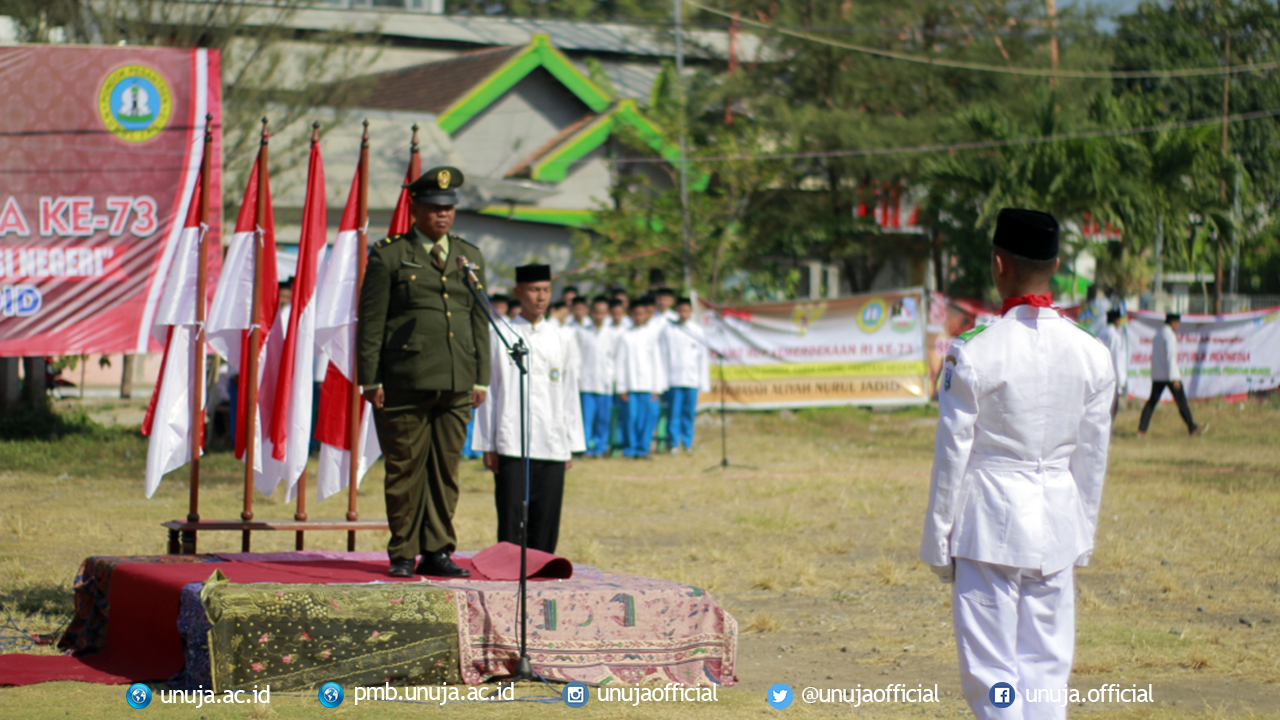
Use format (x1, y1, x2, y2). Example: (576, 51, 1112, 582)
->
(162, 518, 390, 555)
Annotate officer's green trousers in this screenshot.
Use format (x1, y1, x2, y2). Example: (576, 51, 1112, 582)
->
(374, 389, 471, 562)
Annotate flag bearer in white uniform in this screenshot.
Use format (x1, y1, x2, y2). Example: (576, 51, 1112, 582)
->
(472, 264, 585, 553)
(920, 208, 1115, 720)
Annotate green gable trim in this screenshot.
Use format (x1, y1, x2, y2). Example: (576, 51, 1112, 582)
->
(531, 99, 710, 191)
(530, 112, 616, 183)
(437, 34, 613, 135)
(479, 205, 595, 228)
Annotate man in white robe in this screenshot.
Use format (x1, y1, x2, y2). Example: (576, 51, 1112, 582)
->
(472, 264, 585, 553)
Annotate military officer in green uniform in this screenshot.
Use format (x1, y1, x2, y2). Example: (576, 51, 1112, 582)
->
(358, 166, 490, 578)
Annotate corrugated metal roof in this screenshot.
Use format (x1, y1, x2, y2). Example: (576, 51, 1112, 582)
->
(256, 6, 765, 60)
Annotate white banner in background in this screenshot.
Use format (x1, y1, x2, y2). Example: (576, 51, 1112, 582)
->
(1125, 308, 1280, 400)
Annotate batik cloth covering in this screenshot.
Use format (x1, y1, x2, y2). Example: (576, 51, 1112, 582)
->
(200, 571, 460, 691)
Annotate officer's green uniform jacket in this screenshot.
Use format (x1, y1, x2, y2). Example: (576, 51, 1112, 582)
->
(357, 225, 491, 393)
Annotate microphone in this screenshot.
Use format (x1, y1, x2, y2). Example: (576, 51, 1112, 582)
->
(457, 256, 482, 290)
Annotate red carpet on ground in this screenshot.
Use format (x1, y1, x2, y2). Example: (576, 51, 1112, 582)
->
(0, 556, 495, 686)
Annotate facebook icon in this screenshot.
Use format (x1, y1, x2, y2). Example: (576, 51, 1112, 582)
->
(988, 682, 1016, 708)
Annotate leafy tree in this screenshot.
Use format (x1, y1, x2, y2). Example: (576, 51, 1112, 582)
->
(1111, 0, 1280, 303)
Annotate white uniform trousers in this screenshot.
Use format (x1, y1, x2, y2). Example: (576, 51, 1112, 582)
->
(953, 558, 1074, 720)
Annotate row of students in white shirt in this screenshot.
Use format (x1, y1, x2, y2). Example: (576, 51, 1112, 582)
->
(573, 293, 710, 458)
(477, 288, 711, 461)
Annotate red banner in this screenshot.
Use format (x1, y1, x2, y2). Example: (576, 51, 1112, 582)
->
(0, 46, 221, 355)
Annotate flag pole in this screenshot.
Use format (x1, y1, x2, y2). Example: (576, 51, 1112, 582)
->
(187, 113, 213, 550)
(242, 117, 268, 552)
(296, 120, 321, 551)
(346, 119, 371, 552)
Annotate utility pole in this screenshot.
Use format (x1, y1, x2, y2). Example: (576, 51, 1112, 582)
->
(675, 0, 693, 293)
(1046, 0, 1059, 88)
(1215, 33, 1231, 315)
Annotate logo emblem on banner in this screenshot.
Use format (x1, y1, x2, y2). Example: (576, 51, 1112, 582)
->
(98, 64, 173, 142)
(791, 302, 826, 336)
(890, 296, 918, 332)
(857, 298, 887, 333)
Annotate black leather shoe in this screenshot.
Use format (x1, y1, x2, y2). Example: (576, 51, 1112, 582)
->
(416, 551, 470, 578)
(388, 559, 415, 577)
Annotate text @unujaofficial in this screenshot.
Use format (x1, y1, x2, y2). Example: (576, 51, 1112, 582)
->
(800, 683, 941, 706)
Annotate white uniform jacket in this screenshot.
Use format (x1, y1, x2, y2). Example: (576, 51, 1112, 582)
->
(1150, 324, 1180, 381)
(472, 316, 586, 461)
(576, 322, 619, 395)
(920, 305, 1116, 575)
(661, 321, 711, 391)
(1097, 324, 1128, 395)
(615, 321, 668, 394)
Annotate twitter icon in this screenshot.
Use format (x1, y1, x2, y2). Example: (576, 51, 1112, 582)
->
(767, 682, 793, 709)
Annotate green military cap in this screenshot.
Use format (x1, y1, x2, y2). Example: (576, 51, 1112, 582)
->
(405, 166, 464, 206)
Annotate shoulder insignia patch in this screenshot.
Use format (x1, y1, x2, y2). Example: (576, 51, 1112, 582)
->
(375, 233, 407, 249)
(958, 324, 987, 341)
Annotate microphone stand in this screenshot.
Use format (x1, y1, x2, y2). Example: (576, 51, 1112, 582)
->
(458, 258, 536, 683)
(665, 319, 755, 472)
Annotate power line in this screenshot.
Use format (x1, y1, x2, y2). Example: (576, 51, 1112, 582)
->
(687, 0, 1277, 80)
(608, 107, 1280, 164)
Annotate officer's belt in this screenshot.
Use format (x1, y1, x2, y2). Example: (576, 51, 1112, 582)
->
(968, 454, 1071, 474)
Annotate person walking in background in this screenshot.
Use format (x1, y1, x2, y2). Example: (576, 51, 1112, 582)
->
(576, 296, 618, 457)
(661, 297, 710, 454)
(1138, 312, 1206, 437)
(1097, 309, 1129, 421)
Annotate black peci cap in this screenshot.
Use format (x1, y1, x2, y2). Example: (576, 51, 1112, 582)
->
(515, 264, 552, 284)
(405, 166, 464, 205)
(1106, 309, 1123, 323)
(992, 208, 1059, 261)
(1166, 312, 1181, 323)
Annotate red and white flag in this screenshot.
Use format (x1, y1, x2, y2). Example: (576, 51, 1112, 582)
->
(206, 154, 279, 489)
(141, 170, 207, 498)
(388, 146, 420, 236)
(312, 157, 391, 500)
(263, 140, 327, 501)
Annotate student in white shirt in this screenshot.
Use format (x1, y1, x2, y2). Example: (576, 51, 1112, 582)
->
(576, 296, 617, 457)
(568, 296, 592, 329)
(1138, 312, 1205, 437)
(606, 297, 631, 454)
(615, 296, 666, 458)
(654, 287, 679, 323)
(609, 289, 633, 329)
(661, 297, 710, 453)
(1095, 309, 1129, 421)
(472, 264, 585, 553)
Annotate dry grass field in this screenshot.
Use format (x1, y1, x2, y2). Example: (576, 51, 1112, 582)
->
(1, 394, 1279, 718)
